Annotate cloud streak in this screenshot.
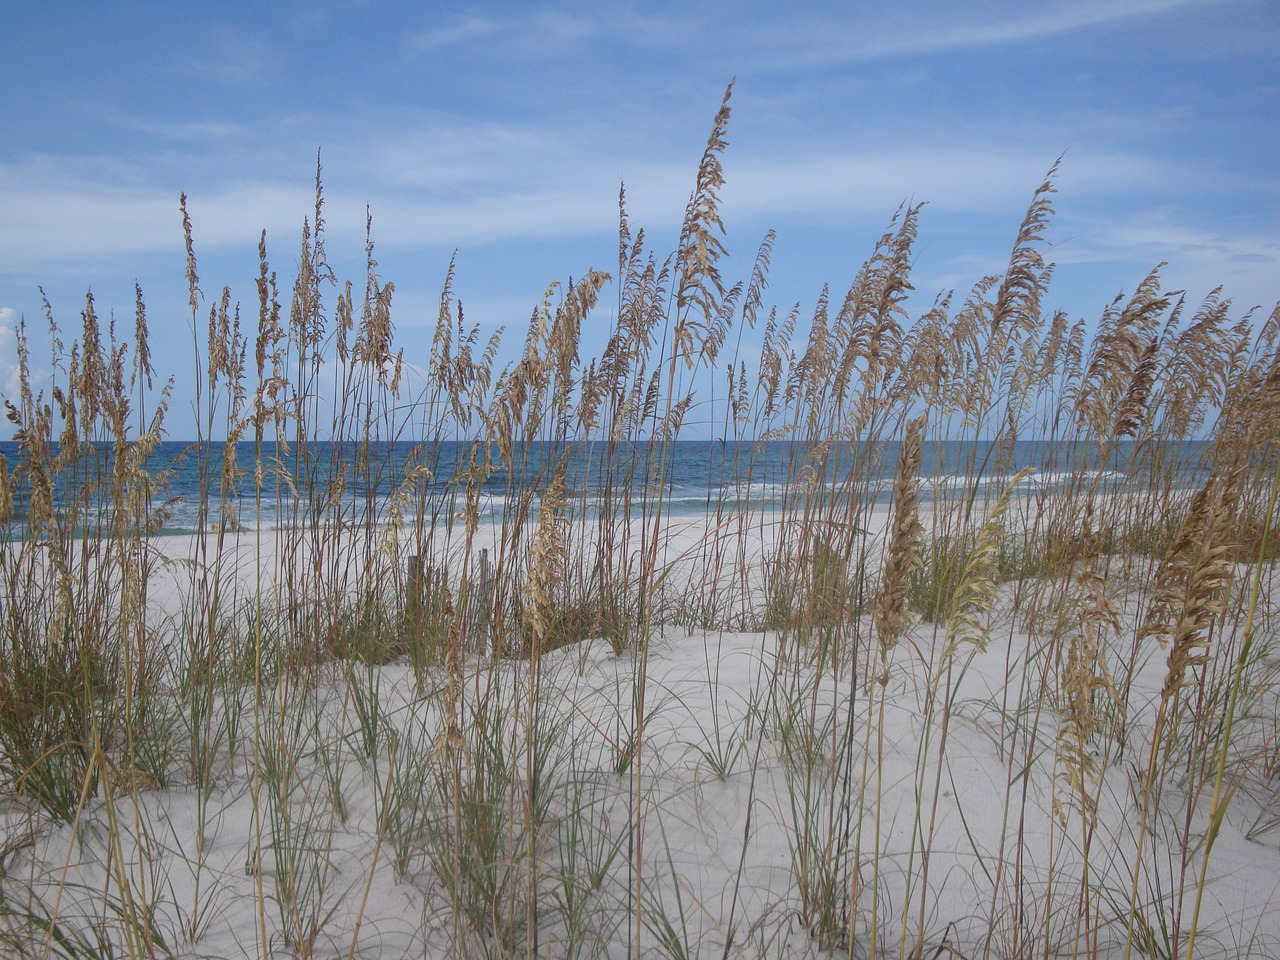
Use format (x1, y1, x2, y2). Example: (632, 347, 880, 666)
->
(407, 9, 600, 56)
(737, 0, 1220, 70)
(0, 166, 317, 270)
(0, 307, 29, 409)
(0, 127, 1235, 289)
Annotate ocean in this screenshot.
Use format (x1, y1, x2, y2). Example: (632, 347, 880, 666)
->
(0, 438, 1209, 537)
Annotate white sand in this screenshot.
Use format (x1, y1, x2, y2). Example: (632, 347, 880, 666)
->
(2, 508, 1278, 959)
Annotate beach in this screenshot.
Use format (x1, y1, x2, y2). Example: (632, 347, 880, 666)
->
(1, 494, 1276, 959)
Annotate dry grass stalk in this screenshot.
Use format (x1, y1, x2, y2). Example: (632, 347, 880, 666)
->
(522, 463, 569, 659)
(1139, 467, 1241, 702)
(872, 415, 926, 685)
(942, 468, 1032, 660)
(1124, 463, 1243, 959)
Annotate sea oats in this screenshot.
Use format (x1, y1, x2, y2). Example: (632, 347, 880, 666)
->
(674, 82, 733, 336)
(1113, 336, 1160, 439)
(872, 415, 926, 685)
(943, 468, 1033, 659)
(1076, 266, 1171, 438)
(991, 161, 1058, 341)
(0, 453, 12, 526)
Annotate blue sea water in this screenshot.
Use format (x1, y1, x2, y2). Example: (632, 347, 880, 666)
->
(0, 438, 1209, 537)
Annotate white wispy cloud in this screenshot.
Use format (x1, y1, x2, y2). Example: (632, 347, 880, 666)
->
(743, 0, 1220, 69)
(410, 14, 503, 50)
(101, 115, 246, 144)
(172, 26, 279, 86)
(1051, 208, 1280, 309)
(722, 147, 1159, 219)
(0, 163, 318, 270)
(0, 133, 1194, 277)
(0, 307, 28, 408)
(408, 9, 599, 55)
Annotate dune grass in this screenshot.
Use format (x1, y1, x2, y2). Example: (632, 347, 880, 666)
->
(0, 85, 1278, 958)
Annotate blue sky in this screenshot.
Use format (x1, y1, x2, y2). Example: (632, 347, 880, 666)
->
(1, 0, 1277, 437)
